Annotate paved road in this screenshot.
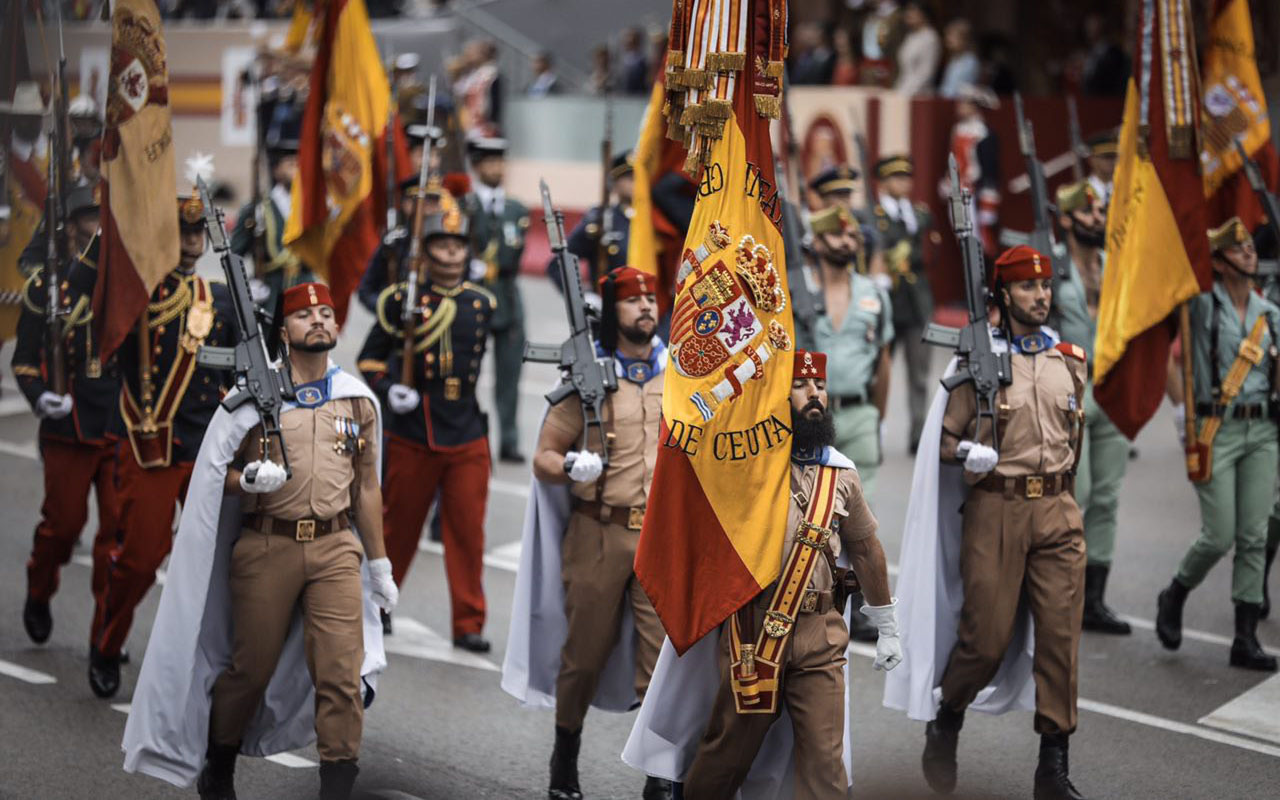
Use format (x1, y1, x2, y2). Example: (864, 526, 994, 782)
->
(1, 275, 1278, 800)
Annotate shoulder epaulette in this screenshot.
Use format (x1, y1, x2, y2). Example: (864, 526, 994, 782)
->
(463, 281, 498, 309)
(21, 269, 46, 313)
(1055, 342, 1087, 362)
(375, 282, 408, 334)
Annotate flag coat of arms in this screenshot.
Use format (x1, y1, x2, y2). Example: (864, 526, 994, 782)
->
(284, 0, 409, 326)
(635, 0, 796, 655)
(93, 0, 179, 361)
(1093, 0, 1213, 438)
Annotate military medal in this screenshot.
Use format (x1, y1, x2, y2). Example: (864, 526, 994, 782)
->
(182, 294, 214, 354)
(444, 377, 462, 401)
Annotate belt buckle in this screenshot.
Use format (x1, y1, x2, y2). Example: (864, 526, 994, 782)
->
(800, 590, 818, 614)
(1025, 476, 1044, 499)
(296, 519, 316, 542)
(627, 507, 644, 531)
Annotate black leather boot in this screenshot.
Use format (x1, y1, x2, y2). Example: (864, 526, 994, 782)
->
(22, 596, 52, 644)
(88, 646, 121, 698)
(1033, 733, 1086, 800)
(196, 742, 239, 800)
(643, 775, 674, 800)
(1262, 535, 1277, 620)
(1155, 578, 1190, 650)
(921, 704, 963, 794)
(318, 759, 359, 800)
(548, 725, 583, 800)
(848, 591, 879, 642)
(1229, 602, 1278, 672)
(1081, 564, 1131, 634)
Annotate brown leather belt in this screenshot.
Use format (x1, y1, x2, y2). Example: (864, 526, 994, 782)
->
(1196, 402, 1273, 420)
(571, 500, 646, 531)
(243, 511, 351, 541)
(975, 472, 1074, 499)
(756, 587, 834, 615)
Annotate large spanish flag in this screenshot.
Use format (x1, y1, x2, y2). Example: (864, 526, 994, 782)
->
(0, 0, 39, 340)
(1094, 0, 1213, 439)
(283, 0, 409, 326)
(635, 0, 796, 654)
(93, 0, 179, 361)
(1200, 0, 1278, 229)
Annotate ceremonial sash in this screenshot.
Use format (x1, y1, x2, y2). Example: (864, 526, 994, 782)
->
(729, 464, 840, 714)
(120, 277, 212, 468)
(1187, 314, 1268, 484)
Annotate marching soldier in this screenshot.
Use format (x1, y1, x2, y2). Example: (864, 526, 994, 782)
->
(561, 150, 634, 288)
(196, 282, 397, 800)
(915, 245, 1090, 800)
(678, 350, 901, 799)
(1084, 129, 1118, 210)
(229, 137, 314, 308)
(1158, 218, 1278, 672)
(873, 154, 935, 454)
(357, 208, 495, 653)
(464, 137, 529, 463)
(88, 185, 235, 698)
(809, 163, 880, 256)
(356, 174, 456, 314)
(13, 183, 120, 647)
(515, 266, 669, 800)
(1053, 180, 1131, 634)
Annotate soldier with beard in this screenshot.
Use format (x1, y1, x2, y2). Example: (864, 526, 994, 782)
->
(521, 266, 671, 800)
(678, 350, 901, 799)
(1052, 181, 1132, 635)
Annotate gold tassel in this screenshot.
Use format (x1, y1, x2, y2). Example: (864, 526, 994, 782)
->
(684, 147, 703, 176)
(754, 94, 781, 119)
(677, 68, 712, 90)
(679, 103, 704, 125)
(703, 98, 732, 119)
(668, 49, 685, 69)
(763, 60, 785, 79)
(697, 119, 726, 137)
(706, 51, 746, 72)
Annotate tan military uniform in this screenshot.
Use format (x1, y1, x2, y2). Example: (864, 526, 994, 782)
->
(938, 345, 1087, 735)
(208, 396, 380, 762)
(684, 462, 877, 800)
(542, 374, 666, 731)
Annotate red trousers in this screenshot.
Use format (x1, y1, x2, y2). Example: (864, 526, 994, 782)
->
(27, 438, 120, 642)
(93, 454, 194, 657)
(382, 434, 490, 637)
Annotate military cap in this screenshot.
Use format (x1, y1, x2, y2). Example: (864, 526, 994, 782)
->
(1208, 217, 1251, 253)
(399, 174, 444, 196)
(422, 206, 470, 243)
(808, 164, 859, 195)
(393, 53, 420, 72)
(466, 137, 509, 160)
(406, 124, 446, 148)
(282, 282, 334, 315)
(876, 155, 913, 179)
(993, 244, 1051, 286)
(1087, 129, 1119, 157)
(794, 349, 827, 380)
(1055, 180, 1096, 216)
(598, 265, 652, 300)
(610, 150, 635, 181)
(809, 205, 857, 236)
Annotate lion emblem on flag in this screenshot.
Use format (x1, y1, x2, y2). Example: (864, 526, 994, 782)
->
(103, 6, 170, 159)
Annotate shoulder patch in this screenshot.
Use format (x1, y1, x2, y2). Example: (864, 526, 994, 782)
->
(463, 281, 498, 309)
(1055, 342, 1086, 361)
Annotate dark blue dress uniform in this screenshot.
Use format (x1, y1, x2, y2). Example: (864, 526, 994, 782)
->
(92, 269, 235, 674)
(12, 243, 122, 647)
(357, 276, 496, 640)
(558, 203, 633, 291)
(356, 228, 410, 314)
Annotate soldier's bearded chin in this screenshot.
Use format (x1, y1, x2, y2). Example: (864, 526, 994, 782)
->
(1009, 302, 1047, 327)
(291, 333, 336, 353)
(791, 405, 835, 452)
(1073, 224, 1106, 248)
(619, 318, 655, 345)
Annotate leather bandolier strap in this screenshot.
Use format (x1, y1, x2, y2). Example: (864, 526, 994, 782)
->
(1190, 314, 1268, 484)
(729, 464, 840, 715)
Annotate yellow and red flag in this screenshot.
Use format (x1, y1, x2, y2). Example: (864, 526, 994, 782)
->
(284, 0, 409, 326)
(635, 0, 796, 654)
(1200, 0, 1278, 229)
(93, 0, 180, 360)
(1094, 0, 1213, 438)
(627, 58, 689, 319)
(0, 0, 40, 340)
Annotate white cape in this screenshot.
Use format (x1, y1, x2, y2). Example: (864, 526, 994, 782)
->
(121, 366, 387, 787)
(499, 475, 639, 712)
(882, 357, 1035, 721)
(622, 447, 858, 798)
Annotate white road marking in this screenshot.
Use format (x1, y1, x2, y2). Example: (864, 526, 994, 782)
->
(0, 658, 57, 685)
(1198, 673, 1280, 746)
(108, 703, 317, 767)
(72, 554, 166, 586)
(0, 393, 33, 419)
(0, 439, 39, 460)
(383, 616, 499, 672)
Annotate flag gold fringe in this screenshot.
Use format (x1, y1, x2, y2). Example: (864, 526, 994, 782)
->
(754, 94, 781, 119)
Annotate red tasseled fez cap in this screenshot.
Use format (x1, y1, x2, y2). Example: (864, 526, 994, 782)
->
(282, 282, 334, 316)
(794, 349, 827, 380)
(599, 266, 654, 300)
(992, 244, 1051, 287)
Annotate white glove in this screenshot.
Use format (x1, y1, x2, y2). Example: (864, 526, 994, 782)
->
(565, 450, 604, 482)
(387, 383, 420, 414)
(248, 278, 271, 305)
(468, 257, 488, 281)
(383, 227, 408, 247)
(861, 600, 903, 672)
(239, 460, 288, 494)
(1173, 403, 1187, 447)
(872, 272, 893, 292)
(961, 441, 999, 474)
(36, 391, 73, 420)
(368, 557, 399, 612)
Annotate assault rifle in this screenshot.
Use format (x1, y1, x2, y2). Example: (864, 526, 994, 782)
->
(1067, 95, 1086, 182)
(596, 71, 614, 286)
(40, 5, 72, 396)
(1236, 138, 1280, 261)
(194, 177, 295, 477)
(778, 77, 822, 346)
(923, 155, 1012, 448)
(524, 180, 618, 465)
(399, 75, 437, 386)
(1013, 93, 1069, 300)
